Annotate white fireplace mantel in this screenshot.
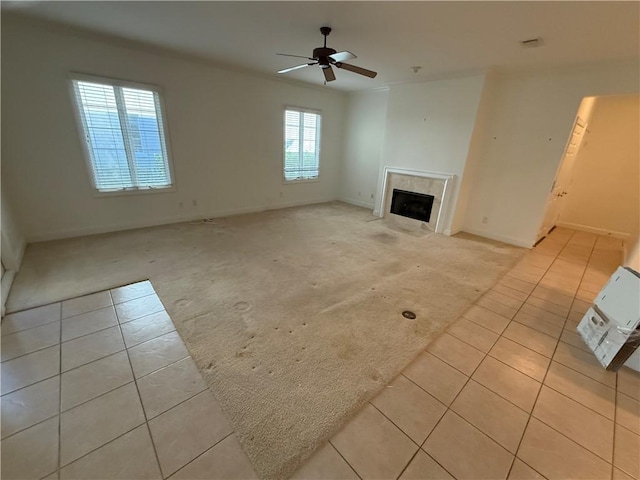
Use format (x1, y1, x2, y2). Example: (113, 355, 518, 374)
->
(375, 166, 455, 234)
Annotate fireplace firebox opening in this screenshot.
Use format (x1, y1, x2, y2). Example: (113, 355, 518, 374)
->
(390, 189, 435, 223)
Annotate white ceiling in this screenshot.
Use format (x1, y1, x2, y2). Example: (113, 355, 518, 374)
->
(4, 1, 639, 91)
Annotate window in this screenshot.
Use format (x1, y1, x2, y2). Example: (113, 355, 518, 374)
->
(71, 76, 173, 193)
(283, 108, 321, 181)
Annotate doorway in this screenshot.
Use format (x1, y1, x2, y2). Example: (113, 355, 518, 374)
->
(535, 95, 639, 246)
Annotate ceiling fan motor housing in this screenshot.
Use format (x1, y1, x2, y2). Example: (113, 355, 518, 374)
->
(313, 47, 337, 66)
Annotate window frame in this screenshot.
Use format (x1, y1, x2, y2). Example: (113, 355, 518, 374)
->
(282, 106, 322, 184)
(69, 73, 177, 197)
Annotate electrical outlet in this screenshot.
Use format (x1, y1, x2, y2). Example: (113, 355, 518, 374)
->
(358, 191, 361, 197)
(370, 193, 374, 199)
(481, 216, 489, 224)
(192, 200, 198, 207)
(179, 202, 184, 209)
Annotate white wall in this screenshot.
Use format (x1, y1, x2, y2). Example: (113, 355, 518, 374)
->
(559, 95, 639, 238)
(1, 187, 26, 315)
(463, 63, 640, 247)
(339, 89, 389, 209)
(376, 74, 487, 233)
(625, 235, 640, 271)
(450, 72, 497, 234)
(1, 16, 347, 241)
(1, 187, 26, 271)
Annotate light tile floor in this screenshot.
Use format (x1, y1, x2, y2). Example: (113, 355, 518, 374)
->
(1, 281, 256, 480)
(2, 228, 640, 479)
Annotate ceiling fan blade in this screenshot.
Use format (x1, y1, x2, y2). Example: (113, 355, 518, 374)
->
(277, 53, 314, 60)
(329, 51, 356, 63)
(335, 62, 378, 78)
(278, 63, 315, 74)
(323, 66, 336, 82)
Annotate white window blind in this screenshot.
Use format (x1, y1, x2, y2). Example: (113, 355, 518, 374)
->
(284, 108, 321, 181)
(71, 77, 173, 193)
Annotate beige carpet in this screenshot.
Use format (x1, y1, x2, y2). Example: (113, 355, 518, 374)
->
(6, 202, 524, 479)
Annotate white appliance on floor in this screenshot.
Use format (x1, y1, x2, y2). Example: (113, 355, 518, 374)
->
(577, 266, 640, 372)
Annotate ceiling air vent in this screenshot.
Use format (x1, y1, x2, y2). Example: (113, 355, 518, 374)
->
(520, 37, 543, 48)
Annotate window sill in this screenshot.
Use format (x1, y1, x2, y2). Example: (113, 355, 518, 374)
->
(92, 185, 176, 198)
(282, 178, 320, 185)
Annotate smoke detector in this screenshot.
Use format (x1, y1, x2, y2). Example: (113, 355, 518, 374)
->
(520, 37, 544, 48)
(411, 66, 422, 73)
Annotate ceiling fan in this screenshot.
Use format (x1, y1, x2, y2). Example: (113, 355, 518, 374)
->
(277, 27, 377, 83)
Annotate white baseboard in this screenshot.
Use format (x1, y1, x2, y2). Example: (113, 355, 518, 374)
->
(462, 227, 534, 248)
(338, 197, 375, 210)
(27, 197, 337, 242)
(556, 222, 631, 240)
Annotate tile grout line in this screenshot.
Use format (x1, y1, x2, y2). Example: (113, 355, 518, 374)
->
(374, 401, 457, 480)
(166, 431, 236, 479)
(530, 417, 616, 467)
(430, 235, 573, 454)
(51, 391, 219, 476)
(367, 400, 423, 450)
(394, 447, 420, 480)
(611, 360, 619, 478)
(1, 317, 61, 341)
(112, 288, 233, 479)
(4, 282, 154, 317)
(117, 307, 166, 327)
(447, 319, 501, 343)
(373, 324, 634, 464)
(1, 412, 58, 443)
(2, 330, 196, 442)
(504, 230, 577, 477)
(2, 338, 65, 366)
(2, 374, 212, 444)
(614, 417, 640, 436)
(399, 372, 449, 409)
(490, 230, 572, 479)
(57, 301, 63, 477)
(410, 276, 537, 480)
(416, 346, 503, 476)
(404, 316, 550, 445)
(110, 289, 166, 480)
(509, 231, 612, 476)
(533, 371, 616, 423)
(1, 290, 159, 346)
(454, 312, 554, 360)
(327, 439, 364, 480)
(1, 315, 61, 337)
(2, 345, 182, 410)
(56, 422, 145, 473)
(2, 312, 137, 366)
(0, 348, 61, 397)
(64, 327, 181, 378)
(330, 442, 363, 480)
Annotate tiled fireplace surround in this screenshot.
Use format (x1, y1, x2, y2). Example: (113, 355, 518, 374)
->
(377, 167, 454, 233)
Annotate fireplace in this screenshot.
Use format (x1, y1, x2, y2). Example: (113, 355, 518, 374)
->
(390, 189, 435, 223)
(376, 167, 455, 234)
